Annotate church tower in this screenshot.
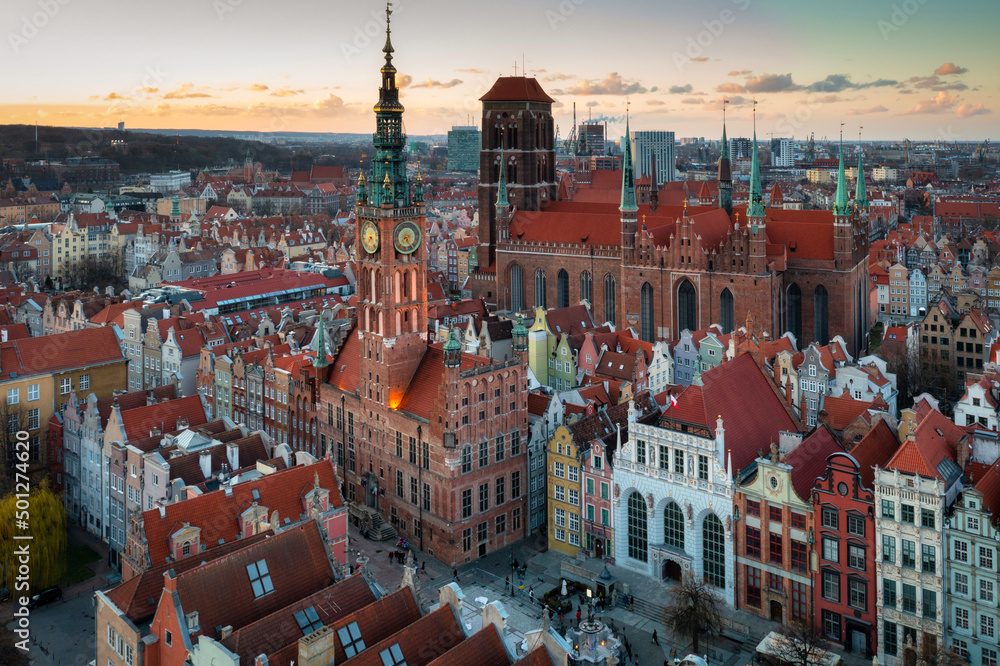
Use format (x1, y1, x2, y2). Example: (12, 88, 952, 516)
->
(355, 5, 427, 405)
(832, 136, 853, 270)
(620, 116, 639, 265)
(854, 145, 869, 237)
(717, 122, 733, 216)
(747, 131, 767, 274)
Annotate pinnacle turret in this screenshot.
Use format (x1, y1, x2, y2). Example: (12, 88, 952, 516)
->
(496, 142, 509, 208)
(747, 132, 764, 218)
(855, 148, 868, 211)
(619, 116, 637, 212)
(833, 137, 850, 217)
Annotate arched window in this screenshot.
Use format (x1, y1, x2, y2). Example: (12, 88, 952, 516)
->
(604, 274, 617, 324)
(627, 492, 648, 562)
(509, 265, 524, 312)
(814, 284, 829, 346)
(720, 288, 734, 334)
(182, 541, 191, 556)
(580, 271, 593, 305)
(640, 282, 655, 342)
(663, 501, 685, 551)
(678, 279, 697, 333)
(786, 283, 802, 342)
(534, 268, 547, 309)
(703, 514, 725, 588)
(557, 269, 569, 309)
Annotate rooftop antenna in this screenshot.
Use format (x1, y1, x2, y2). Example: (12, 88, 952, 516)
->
(522, 53, 525, 77)
(752, 98, 757, 132)
(513, 61, 517, 77)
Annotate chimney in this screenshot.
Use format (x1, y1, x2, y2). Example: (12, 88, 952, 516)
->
(176, 417, 189, 430)
(226, 441, 239, 471)
(297, 626, 336, 666)
(198, 450, 211, 480)
(219, 626, 233, 640)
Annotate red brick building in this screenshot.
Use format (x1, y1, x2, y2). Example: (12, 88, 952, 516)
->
(471, 76, 870, 358)
(812, 419, 899, 657)
(318, 20, 529, 566)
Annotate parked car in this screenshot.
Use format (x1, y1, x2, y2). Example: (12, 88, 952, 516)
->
(27, 587, 62, 609)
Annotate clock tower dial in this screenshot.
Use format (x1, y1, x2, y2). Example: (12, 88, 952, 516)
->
(361, 220, 380, 254)
(393, 220, 421, 254)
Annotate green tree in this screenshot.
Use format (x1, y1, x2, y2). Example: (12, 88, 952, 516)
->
(0, 481, 67, 594)
(661, 572, 722, 654)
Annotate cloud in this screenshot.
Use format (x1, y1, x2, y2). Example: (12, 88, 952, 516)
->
(728, 69, 752, 77)
(543, 72, 575, 82)
(162, 83, 215, 100)
(668, 84, 693, 94)
(744, 73, 798, 93)
(137, 87, 158, 94)
(395, 73, 412, 88)
(681, 98, 703, 105)
(689, 57, 709, 63)
(705, 95, 746, 110)
(935, 62, 968, 76)
(847, 105, 888, 115)
(270, 88, 304, 97)
(813, 95, 840, 104)
(411, 78, 463, 89)
(248, 83, 269, 92)
(456, 68, 483, 73)
(956, 103, 991, 118)
(716, 82, 745, 93)
(647, 99, 666, 106)
(585, 101, 599, 107)
(88, 95, 99, 101)
(103, 92, 128, 101)
(906, 75, 967, 91)
(313, 93, 349, 115)
(553, 72, 648, 95)
(901, 91, 960, 114)
(806, 74, 897, 93)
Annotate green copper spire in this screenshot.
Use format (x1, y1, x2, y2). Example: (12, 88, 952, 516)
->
(369, 2, 409, 208)
(619, 116, 638, 212)
(170, 197, 181, 218)
(833, 137, 850, 216)
(496, 141, 509, 208)
(747, 131, 764, 218)
(720, 122, 729, 160)
(443, 327, 462, 368)
(313, 309, 329, 369)
(855, 148, 868, 210)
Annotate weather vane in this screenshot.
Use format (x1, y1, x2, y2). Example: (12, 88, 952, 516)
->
(386, 2, 392, 21)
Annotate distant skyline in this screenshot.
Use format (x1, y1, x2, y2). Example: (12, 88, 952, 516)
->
(2, 0, 997, 142)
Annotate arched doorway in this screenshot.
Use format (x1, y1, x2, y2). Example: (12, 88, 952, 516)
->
(786, 283, 802, 341)
(814, 284, 829, 345)
(557, 269, 569, 309)
(509, 264, 524, 312)
(678, 279, 697, 333)
(720, 288, 734, 334)
(627, 492, 648, 563)
(662, 559, 683, 581)
(595, 538, 604, 559)
(640, 282, 655, 342)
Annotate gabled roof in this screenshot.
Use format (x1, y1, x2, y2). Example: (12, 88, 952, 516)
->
(662, 353, 797, 473)
(545, 304, 595, 335)
(319, 587, 424, 666)
(975, 464, 1000, 529)
(396, 345, 479, 419)
(339, 604, 464, 666)
(141, 459, 343, 568)
(479, 76, 555, 103)
(427, 625, 510, 666)
(527, 392, 552, 417)
(119, 395, 207, 442)
(0, 327, 123, 380)
(886, 408, 964, 480)
(786, 425, 843, 500)
(849, 420, 900, 488)
(170, 521, 335, 642)
(819, 394, 874, 431)
(164, 433, 269, 485)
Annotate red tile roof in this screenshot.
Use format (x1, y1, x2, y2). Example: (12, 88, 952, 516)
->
(0, 327, 123, 380)
(786, 425, 844, 500)
(479, 76, 555, 103)
(662, 354, 797, 472)
(327, 329, 361, 393)
(819, 395, 873, 431)
(849, 420, 900, 488)
(141, 458, 343, 568)
(170, 521, 335, 642)
(975, 463, 1000, 529)
(428, 625, 510, 666)
(886, 409, 964, 479)
(397, 345, 479, 419)
(165, 433, 269, 485)
(340, 605, 465, 666)
(323, 588, 424, 666)
(527, 392, 552, 417)
(120, 395, 208, 442)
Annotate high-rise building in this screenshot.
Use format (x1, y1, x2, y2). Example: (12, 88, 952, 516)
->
(578, 121, 606, 155)
(630, 130, 675, 183)
(447, 125, 480, 172)
(771, 137, 794, 167)
(730, 137, 752, 160)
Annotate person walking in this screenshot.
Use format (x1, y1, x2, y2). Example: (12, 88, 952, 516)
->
(519, 582, 524, 596)
(529, 586, 534, 602)
(651, 629, 659, 646)
(505, 576, 510, 593)
(453, 568, 458, 581)
(576, 609, 582, 622)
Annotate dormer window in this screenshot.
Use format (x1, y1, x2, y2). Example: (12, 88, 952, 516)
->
(247, 559, 274, 598)
(294, 606, 323, 635)
(380, 644, 406, 666)
(338, 621, 366, 657)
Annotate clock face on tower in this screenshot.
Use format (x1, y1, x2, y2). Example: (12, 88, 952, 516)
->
(361, 220, 379, 254)
(393, 220, 421, 254)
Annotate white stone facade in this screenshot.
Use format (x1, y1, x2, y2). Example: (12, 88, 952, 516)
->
(613, 410, 735, 606)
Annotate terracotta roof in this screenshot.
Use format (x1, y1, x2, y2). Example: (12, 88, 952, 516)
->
(340, 604, 465, 666)
(786, 425, 843, 500)
(0, 327, 123, 381)
(165, 433, 269, 486)
(527, 392, 552, 417)
(0, 323, 28, 340)
(170, 521, 335, 642)
(120, 395, 208, 442)
(975, 464, 1000, 529)
(479, 76, 555, 103)
(849, 420, 900, 488)
(222, 575, 377, 664)
(428, 625, 511, 666)
(662, 354, 797, 473)
(819, 395, 873, 431)
(141, 458, 343, 568)
(545, 304, 595, 335)
(396, 345, 479, 419)
(886, 408, 964, 480)
(327, 330, 361, 393)
(322, 588, 424, 666)
(595, 350, 636, 381)
(513, 647, 555, 666)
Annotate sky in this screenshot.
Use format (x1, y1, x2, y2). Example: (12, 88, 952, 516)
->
(2, 0, 998, 141)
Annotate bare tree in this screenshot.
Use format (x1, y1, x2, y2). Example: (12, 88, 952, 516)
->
(661, 572, 722, 655)
(767, 621, 831, 666)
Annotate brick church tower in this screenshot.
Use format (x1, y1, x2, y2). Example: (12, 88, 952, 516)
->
(354, 4, 427, 405)
(475, 77, 558, 275)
